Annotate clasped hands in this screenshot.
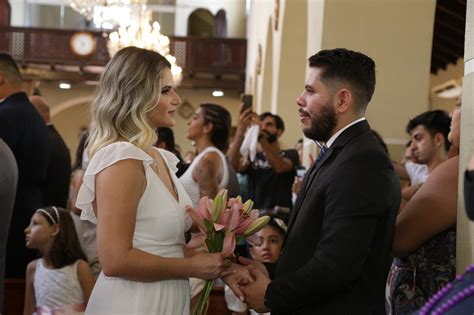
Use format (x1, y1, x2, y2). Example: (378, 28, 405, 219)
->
(223, 256, 271, 313)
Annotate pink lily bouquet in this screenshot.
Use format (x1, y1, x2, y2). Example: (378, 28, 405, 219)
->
(186, 189, 270, 315)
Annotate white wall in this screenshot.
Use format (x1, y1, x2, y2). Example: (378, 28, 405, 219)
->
(9, 0, 26, 26)
(175, 0, 246, 37)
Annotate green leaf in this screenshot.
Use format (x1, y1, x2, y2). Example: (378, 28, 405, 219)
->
(203, 219, 213, 233)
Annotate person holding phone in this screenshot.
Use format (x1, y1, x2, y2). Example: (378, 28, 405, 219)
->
(227, 98, 299, 213)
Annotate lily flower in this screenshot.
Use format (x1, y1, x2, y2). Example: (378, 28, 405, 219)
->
(222, 231, 236, 257)
(187, 233, 206, 249)
(235, 209, 259, 235)
(212, 189, 228, 223)
(243, 216, 271, 237)
(241, 199, 254, 215)
(186, 197, 212, 233)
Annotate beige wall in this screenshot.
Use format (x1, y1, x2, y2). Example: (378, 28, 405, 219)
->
(245, 0, 308, 150)
(246, 0, 436, 160)
(273, 0, 307, 149)
(37, 82, 241, 160)
(322, 0, 435, 141)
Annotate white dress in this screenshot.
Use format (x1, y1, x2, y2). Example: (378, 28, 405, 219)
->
(34, 259, 85, 313)
(76, 142, 192, 315)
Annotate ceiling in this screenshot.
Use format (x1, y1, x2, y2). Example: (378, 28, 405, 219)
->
(431, 0, 466, 74)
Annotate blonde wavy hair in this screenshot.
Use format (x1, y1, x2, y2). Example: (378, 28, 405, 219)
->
(87, 46, 171, 157)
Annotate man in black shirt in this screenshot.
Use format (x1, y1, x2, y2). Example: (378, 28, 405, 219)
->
(227, 111, 299, 211)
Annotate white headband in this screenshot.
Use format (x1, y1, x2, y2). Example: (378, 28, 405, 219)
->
(36, 207, 60, 225)
(273, 218, 287, 232)
(52, 206, 60, 223)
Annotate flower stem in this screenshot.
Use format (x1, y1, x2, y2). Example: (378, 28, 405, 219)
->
(192, 280, 214, 315)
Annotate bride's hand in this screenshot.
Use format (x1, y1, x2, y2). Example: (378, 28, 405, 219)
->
(189, 252, 232, 280)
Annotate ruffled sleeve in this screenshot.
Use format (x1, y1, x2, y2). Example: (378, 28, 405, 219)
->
(76, 142, 152, 223)
(155, 148, 180, 175)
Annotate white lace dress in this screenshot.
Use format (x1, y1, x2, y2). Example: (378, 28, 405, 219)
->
(76, 142, 192, 315)
(34, 259, 85, 314)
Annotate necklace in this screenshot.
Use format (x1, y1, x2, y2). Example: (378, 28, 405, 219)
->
(419, 264, 474, 315)
(152, 159, 160, 174)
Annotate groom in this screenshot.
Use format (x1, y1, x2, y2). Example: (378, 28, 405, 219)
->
(225, 48, 401, 314)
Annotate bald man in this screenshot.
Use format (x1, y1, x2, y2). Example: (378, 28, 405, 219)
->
(30, 96, 71, 209)
(0, 52, 50, 277)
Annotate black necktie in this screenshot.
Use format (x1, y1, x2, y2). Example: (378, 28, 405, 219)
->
(316, 145, 328, 164)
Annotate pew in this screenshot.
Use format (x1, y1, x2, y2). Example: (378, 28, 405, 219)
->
(4, 279, 231, 315)
(4, 278, 25, 314)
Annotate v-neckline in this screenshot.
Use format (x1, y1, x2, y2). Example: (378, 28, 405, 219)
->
(145, 148, 180, 204)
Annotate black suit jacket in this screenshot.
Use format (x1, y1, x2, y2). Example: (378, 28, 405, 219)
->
(43, 124, 71, 208)
(0, 92, 50, 277)
(265, 120, 400, 315)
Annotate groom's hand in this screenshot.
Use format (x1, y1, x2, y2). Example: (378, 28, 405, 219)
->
(240, 267, 271, 313)
(238, 256, 269, 278)
(222, 263, 255, 301)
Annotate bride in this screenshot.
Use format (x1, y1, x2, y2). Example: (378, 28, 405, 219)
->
(76, 46, 230, 314)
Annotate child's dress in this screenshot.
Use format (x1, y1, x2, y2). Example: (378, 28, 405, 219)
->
(34, 259, 85, 314)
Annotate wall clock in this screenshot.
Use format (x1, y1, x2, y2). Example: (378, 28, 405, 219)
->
(70, 32, 97, 57)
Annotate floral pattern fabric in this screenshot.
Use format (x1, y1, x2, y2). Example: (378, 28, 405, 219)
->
(385, 225, 456, 314)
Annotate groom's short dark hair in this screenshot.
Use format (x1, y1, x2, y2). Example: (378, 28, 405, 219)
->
(308, 48, 376, 111)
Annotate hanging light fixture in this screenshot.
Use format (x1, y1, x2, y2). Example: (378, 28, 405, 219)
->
(70, 0, 141, 28)
(107, 4, 182, 85)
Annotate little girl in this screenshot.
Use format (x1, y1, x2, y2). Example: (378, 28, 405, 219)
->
(225, 218, 287, 315)
(23, 206, 95, 315)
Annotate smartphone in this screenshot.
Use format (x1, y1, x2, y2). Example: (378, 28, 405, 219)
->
(240, 94, 253, 112)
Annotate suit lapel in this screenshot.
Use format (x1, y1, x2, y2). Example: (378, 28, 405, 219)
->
(286, 146, 335, 232)
(285, 120, 371, 236)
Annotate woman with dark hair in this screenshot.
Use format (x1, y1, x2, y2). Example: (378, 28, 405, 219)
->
(179, 103, 234, 206)
(179, 103, 236, 306)
(155, 127, 188, 177)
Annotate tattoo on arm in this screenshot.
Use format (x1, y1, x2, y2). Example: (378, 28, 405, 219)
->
(196, 156, 219, 199)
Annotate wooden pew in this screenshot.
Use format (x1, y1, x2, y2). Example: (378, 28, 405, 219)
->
(4, 278, 25, 314)
(4, 279, 231, 314)
(208, 285, 232, 315)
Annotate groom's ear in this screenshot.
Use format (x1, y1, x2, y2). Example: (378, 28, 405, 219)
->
(334, 88, 352, 114)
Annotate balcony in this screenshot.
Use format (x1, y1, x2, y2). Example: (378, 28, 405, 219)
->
(0, 26, 247, 90)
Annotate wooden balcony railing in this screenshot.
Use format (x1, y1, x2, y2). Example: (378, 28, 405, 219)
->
(0, 26, 246, 89)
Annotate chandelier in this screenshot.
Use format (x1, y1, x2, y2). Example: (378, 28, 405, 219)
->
(70, 0, 141, 28)
(107, 5, 183, 85)
(69, 0, 183, 85)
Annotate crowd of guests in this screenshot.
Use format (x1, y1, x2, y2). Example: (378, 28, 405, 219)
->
(0, 46, 472, 315)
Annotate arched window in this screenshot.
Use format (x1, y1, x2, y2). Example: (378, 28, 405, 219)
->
(187, 8, 214, 37)
(213, 9, 227, 38)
